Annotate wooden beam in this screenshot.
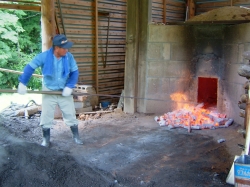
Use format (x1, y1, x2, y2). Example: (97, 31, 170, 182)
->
(41, 0, 55, 51)
(0, 3, 40, 11)
(95, 0, 99, 95)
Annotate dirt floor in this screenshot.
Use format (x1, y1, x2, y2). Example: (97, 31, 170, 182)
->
(0, 111, 245, 187)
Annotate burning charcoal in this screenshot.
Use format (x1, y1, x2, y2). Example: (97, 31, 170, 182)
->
(191, 126, 201, 130)
(220, 118, 234, 128)
(202, 124, 214, 129)
(154, 116, 160, 122)
(158, 120, 166, 126)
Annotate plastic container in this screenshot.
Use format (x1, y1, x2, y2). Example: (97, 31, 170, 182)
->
(101, 101, 110, 108)
(234, 155, 250, 186)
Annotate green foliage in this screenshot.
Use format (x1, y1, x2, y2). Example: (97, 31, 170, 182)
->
(0, 9, 42, 90)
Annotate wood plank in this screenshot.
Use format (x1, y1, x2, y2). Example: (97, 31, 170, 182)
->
(59, 0, 92, 7)
(152, 6, 186, 12)
(152, 12, 185, 19)
(99, 85, 124, 91)
(70, 39, 126, 45)
(98, 89, 123, 95)
(0, 3, 41, 11)
(98, 81, 124, 88)
(98, 2, 126, 11)
(56, 12, 126, 21)
(55, 9, 126, 19)
(152, 1, 185, 8)
(75, 56, 125, 63)
(57, 24, 126, 31)
(57, 18, 126, 28)
(100, 0, 126, 6)
(79, 72, 124, 81)
(66, 29, 126, 36)
(59, 0, 126, 11)
(70, 47, 125, 53)
(78, 64, 125, 71)
(196, 2, 230, 7)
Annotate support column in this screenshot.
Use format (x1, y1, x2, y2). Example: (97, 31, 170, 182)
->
(124, 0, 151, 113)
(41, 0, 55, 51)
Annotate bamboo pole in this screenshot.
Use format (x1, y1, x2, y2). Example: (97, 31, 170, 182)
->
(245, 85, 250, 155)
(0, 68, 43, 78)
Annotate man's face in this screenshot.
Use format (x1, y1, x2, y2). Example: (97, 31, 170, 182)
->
(54, 46, 68, 58)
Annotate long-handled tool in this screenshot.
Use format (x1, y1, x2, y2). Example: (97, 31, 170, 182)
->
(0, 89, 170, 102)
(0, 68, 170, 101)
(0, 89, 85, 96)
(0, 68, 43, 78)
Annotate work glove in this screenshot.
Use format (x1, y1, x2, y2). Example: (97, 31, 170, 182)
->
(18, 82, 27, 95)
(62, 87, 72, 97)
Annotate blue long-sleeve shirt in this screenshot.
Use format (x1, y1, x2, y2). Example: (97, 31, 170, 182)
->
(19, 49, 78, 90)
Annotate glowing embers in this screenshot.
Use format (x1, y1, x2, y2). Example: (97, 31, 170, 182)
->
(155, 92, 233, 131)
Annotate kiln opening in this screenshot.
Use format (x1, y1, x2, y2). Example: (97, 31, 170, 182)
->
(198, 77, 218, 108)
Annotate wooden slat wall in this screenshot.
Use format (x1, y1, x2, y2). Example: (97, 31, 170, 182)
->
(152, 0, 186, 23)
(196, 0, 250, 15)
(55, 0, 126, 102)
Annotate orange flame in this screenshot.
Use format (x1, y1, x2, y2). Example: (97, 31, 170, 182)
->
(160, 92, 228, 129)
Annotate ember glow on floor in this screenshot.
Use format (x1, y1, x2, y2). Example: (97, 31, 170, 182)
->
(154, 92, 234, 131)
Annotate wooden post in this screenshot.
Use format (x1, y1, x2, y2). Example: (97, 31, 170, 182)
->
(95, 0, 99, 94)
(187, 0, 195, 20)
(163, 0, 166, 23)
(41, 0, 55, 51)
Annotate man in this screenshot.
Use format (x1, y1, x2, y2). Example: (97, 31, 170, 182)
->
(18, 34, 83, 147)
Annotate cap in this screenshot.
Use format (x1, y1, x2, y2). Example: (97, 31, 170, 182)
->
(52, 34, 73, 49)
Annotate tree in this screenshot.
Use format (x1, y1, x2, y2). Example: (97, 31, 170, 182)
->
(0, 9, 42, 90)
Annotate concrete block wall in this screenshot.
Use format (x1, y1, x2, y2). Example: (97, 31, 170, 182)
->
(145, 24, 194, 114)
(223, 23, 250, 124)
(144, 23, 250, 125)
